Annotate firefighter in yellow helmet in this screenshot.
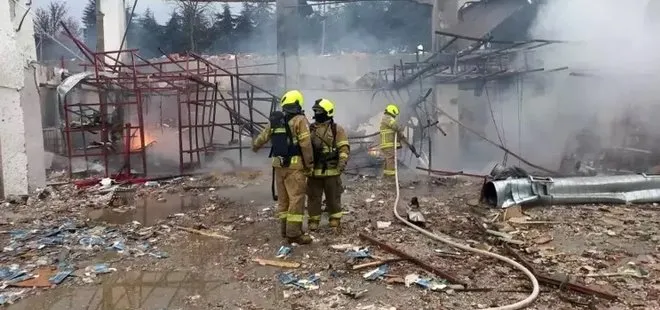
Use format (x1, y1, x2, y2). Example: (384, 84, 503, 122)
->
(306, 98, 350, 232)
(380, 104, 416, 178)
(252, 90, 314, 244)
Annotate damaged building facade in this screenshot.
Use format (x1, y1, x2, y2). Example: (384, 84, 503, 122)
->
(4, 0, 660, 195)
(0, 0, 46, 197)
(3, 0, 660, 308)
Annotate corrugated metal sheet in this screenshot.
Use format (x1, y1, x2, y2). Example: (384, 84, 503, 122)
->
(483, 174, 660, 208)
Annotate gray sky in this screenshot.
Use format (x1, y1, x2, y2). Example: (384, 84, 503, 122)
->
(34, 0, 234, 24)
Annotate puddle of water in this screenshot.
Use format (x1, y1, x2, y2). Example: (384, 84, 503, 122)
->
(7, 271, 224, 310)
(88, 193, 203, 226)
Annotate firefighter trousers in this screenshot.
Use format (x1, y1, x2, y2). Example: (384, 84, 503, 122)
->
(275, 167, 307, 238)
(381, 147, 396, 177)
(307, 176, 343, 225)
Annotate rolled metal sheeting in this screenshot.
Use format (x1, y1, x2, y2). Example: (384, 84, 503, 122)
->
(483, 174, 660, 208)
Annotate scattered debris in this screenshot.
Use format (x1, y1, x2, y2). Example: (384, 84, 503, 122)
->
(363, 264, 388, 280)
(175, 226, 230, 240)
(330, 244, 356, 251)
(587, 262, 651, 278)
(278, 272, 320, 290)
(359, 233, 464, 284)
(253, 258, 301, 269)
(346, 247, 371, 259)
(86, 263, 116, 274)
(407, 197, 426, 227)
(404, 273, 449, 291)
(276, 246, 292, 258)
(534, 234, 554, 245)
(336, 286, 368, 299)
(353, 259, 404, 270)
(11, 268, 55, 288)
(503, 244, 618, 300)
(376, 221, 391, 229)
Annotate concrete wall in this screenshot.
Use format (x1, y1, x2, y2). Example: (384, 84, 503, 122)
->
(0, 1, 46, 196)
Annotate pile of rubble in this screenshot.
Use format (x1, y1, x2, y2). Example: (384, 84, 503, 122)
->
(234, 174, 659, 309)
(3, 164, 660, 308)
(0, 169, 264, 305)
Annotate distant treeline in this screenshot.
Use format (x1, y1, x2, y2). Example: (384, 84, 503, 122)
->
(34, 0, 431, 61)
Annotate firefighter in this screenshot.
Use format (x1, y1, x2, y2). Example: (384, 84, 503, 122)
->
(380, 104, 416, 178)
(252, 90, 314, 244)
(306, 98, 350, 232)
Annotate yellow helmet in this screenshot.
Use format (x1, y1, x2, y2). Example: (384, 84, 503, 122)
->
(281, 90, 304, 108)
(385, 104, 399, 116)
(313, 98, 335, 117)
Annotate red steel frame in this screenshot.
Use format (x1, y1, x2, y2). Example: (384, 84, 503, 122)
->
(59, 26, 281, 178)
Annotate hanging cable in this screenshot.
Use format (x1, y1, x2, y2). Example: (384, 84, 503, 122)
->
(392, 132, 540, 310)
(114, 0, 139, 67)
(517, 76, 524, 167)
(485, 83, 507, 164)
(436, 104, 558, 175)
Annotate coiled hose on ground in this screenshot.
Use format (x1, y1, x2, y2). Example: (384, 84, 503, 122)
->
(392, 133, 540, 310)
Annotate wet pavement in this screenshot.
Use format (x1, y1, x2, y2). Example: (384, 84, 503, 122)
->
(88, 193, 203, 226)
(7, 271, 224, 310)
(87, 182, 274, 226)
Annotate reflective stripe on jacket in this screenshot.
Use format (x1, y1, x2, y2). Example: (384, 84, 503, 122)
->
(310, 121, 350, 177)
(379, 113, 407, 149)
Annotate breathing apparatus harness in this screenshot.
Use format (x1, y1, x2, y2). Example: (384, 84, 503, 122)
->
(268, 108, 304, 200)
(310, 112, 339, 176)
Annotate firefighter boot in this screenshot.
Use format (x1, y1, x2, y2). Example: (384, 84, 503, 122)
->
(308, 221, 320, 231)
(329, 218, 341, 234)
(288, 234, 313, 245)
(279, 219, 287, 238)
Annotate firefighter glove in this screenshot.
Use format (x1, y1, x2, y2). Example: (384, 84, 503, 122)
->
(338, 161, 346, 173)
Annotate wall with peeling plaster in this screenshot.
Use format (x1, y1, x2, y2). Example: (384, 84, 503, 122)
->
(0, 0, 46, 196)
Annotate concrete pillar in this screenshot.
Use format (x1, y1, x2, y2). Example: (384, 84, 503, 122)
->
(432, 0, 459, 51)
(431, 0, 461, 170)
(0, 2, 46, 197)
(276, 0, 300, 90)
(99, 0, 127, 58)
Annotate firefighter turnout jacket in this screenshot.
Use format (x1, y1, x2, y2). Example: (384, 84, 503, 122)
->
(309, 121, 350, 177)
(253, 112, 314, 170)
(379, 112, 407, 149)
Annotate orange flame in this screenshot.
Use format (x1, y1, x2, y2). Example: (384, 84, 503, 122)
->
(130, 131, 156, 151)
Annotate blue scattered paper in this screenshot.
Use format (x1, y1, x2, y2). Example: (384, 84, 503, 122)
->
(363, 264, 388, 281)
(49, 268, 74, 285)
(276, 246, 291, 258)
(79, 235, 105, 247)
(346, 248, 371, 259)
(90, 263, 115, 274)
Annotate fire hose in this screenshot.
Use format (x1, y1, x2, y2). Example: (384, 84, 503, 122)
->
(392, 133, 539, 310)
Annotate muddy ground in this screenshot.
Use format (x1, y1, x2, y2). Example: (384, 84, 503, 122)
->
(1, 168, 659, 310)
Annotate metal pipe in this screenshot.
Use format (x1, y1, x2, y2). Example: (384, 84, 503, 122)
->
(484, 174, 660, 209)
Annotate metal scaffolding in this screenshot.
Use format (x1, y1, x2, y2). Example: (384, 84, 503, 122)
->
(360, 26, 570, 175)
(58, 26, 282, 179)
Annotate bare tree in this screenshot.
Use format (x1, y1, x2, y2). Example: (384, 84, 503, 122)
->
(169, 0, 211, 52)
(34, 1, 80, 60)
